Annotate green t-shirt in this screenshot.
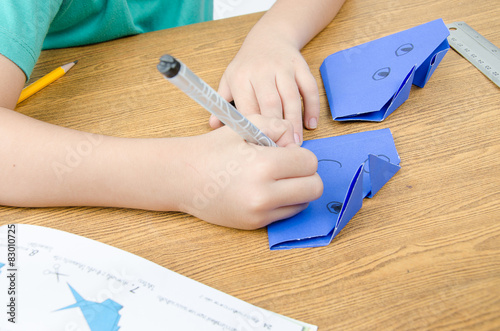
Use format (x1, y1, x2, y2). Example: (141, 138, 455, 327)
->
(0, 0, 213, 80)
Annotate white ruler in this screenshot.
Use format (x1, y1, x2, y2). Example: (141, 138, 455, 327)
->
(446, 21, 500, 88)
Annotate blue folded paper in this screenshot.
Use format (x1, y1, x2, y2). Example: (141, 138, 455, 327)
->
(267, 128, 401, 250)
(320, 18, 450, 121)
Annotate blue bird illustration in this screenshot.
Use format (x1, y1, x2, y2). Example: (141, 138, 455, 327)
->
(57, 283, 122, 331)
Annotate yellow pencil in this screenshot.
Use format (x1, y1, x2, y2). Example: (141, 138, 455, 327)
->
(17, 60, 78, 104)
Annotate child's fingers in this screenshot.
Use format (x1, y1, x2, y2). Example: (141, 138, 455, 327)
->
(271, 174, 324, 206)
(212, 73, 259, 128)
(237, 203, 310, 230)
(296, 65, 320, 130)
(246, 114, 296, 147)
(223, 72, 261, 118)
(266, 146, 318, 179)
(266, 203, 310, 225)
(209, 114, 223, 128)
(211, 75, 233, 128)
(248, 176, 323, 227)
(276, 71, 304, 144)
(252, 77, 283, 121)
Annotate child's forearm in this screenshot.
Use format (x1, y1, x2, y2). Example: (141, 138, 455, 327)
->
(0, 107, 185, 211)
(0, 108, 323, 229)
(250, 0, 346, 50)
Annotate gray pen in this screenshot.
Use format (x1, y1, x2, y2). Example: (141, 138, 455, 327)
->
(157, 54, 277, 147)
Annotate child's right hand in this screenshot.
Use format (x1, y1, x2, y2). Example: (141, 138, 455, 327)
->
(0, 108, 322, 231)
(176, 115, 323, 229)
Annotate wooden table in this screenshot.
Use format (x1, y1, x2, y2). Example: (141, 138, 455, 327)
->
(4, 0, 500, 329)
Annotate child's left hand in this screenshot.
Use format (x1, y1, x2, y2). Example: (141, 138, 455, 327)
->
(210, 32, 320, 146)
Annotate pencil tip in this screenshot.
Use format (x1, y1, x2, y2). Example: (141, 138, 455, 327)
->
(73, 60, 78, 65)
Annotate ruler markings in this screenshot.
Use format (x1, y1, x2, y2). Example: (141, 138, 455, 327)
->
(446, 21, 500, 88)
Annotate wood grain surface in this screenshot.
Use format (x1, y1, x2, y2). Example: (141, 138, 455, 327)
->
(3, 0, 500, 329)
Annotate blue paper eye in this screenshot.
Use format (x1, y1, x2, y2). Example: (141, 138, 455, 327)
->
(396, 43, 414, 56)
(327, 201, 343, 214)
(318, 159, 342, 168)
(372, 67, 391, 80)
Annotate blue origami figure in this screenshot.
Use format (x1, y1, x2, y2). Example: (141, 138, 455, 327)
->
(267, 129, 401, 250)
(57, 283, 122, 331)
(321, 19, 450, 121)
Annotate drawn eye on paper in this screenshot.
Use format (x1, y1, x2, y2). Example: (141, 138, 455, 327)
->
(395, 43, 414, 56)
(318, 159, 342, 168)
(327, 201, 343, 214)
(372, 67, 391, 80)
(318, 159, 343, 215)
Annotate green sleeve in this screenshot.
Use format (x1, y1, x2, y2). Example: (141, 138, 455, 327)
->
(0, 0, 63, 80)
(0, 0, 213, 81)
(43, 0, 213, 49)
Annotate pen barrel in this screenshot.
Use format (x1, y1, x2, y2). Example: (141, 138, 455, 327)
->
(165, 61, 277, 147)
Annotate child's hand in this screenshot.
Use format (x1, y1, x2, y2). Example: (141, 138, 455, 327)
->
(209, 0, 346, 145)
(210, 34, 320, 146)
(180, 115, 323, 229)
(0, 110, 321, 228)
